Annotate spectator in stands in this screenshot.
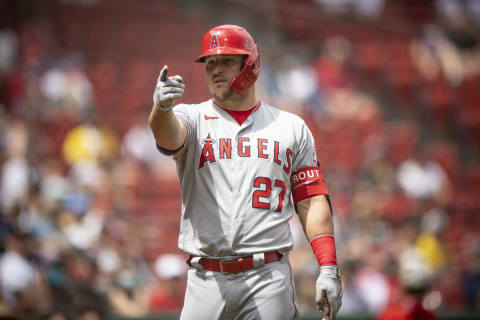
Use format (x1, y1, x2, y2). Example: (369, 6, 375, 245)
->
(106, 268, 149, 318)
(337, 261, 369, 315)
(121, 113, 177, 179)
(377, 247, 438, 320)
(40, 54, 93, 120)
(0, 30, 17, 75)
(62, 121, 118, 168)
(397, 146, 452, 206)
(148, 254, 187, 313)
(61, 251, 107, 316)
(415, 208, 447, 273)
(0, 117, 30, 213)
(0, 229, 42, 315)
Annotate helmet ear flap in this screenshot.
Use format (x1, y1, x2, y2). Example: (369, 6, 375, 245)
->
(230, 48, 260, 94)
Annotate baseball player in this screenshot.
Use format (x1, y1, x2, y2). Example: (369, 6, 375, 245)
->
(149, 25, 342, 319)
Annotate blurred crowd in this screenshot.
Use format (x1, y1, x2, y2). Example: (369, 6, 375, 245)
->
(0, 0, 479, 319)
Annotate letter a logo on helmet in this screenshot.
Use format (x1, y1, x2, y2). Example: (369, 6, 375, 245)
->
(210, 31, 220, 48)
(195, 24, 260, 94)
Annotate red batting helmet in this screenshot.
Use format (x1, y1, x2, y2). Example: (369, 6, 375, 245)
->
(195, 24, 260, 94)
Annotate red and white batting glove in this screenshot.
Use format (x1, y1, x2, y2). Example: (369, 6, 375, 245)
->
(153, 65, 184, 112)
(311, 235, 343, 319)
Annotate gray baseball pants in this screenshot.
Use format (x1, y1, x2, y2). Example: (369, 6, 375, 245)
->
(180, 254, 299, 320)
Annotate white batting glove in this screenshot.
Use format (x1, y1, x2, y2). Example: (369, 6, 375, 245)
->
(316, 265, 343, 320)
(153, 65, 185, 112)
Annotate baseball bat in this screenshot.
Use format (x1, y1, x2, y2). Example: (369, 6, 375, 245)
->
(321, 288, 331, 320)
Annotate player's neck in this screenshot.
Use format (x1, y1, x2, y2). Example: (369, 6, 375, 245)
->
(213, 88, 258, 111)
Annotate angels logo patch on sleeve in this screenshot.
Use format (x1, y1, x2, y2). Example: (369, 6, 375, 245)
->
(313, 147, 319, 166)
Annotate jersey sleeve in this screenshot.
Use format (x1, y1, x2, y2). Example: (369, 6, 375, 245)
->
(156, 104, 196, 161)
(291, 121, 328, 204)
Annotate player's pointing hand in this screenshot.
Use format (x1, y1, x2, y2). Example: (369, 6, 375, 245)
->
(153, 65, 185, 112)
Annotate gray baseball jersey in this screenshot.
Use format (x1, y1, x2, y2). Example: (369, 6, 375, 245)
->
(164, 99, 324, 258)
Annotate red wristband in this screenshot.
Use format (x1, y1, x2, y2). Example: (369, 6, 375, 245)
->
(310, 235, 337, 266)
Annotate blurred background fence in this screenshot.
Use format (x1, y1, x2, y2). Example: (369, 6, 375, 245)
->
(0, 0, 479, 319)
